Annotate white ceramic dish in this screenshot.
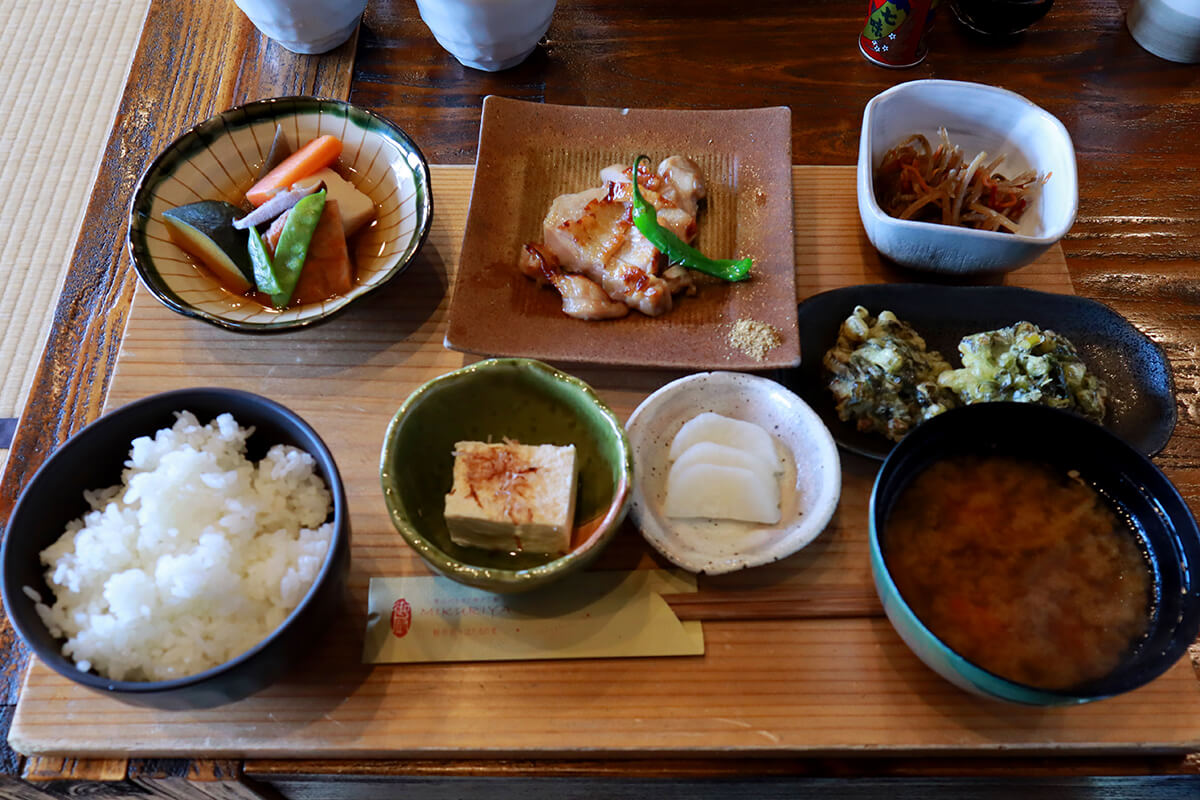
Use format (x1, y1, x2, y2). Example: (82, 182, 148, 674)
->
(857, 79, 1078, 275)
(626, 372, 841, 575)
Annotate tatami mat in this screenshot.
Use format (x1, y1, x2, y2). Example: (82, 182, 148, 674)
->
(0, 0, 150, 463)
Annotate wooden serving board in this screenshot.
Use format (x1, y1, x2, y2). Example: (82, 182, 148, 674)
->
(12, 166, 1200, 758)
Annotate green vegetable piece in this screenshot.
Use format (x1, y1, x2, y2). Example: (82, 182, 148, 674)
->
(629, 155, 752, 283)
(269, 189, 326, 308)
(162, 201, 254, 292)
(247, 226, 282, 296)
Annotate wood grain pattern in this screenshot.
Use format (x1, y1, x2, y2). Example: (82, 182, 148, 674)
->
(242, 754, 1200, 780)
(236, 772, 1200, 800)
(13, 166, 1194, 759)
(3, 0, 1200, 788)
(127, 760, 270, 800)
(0, 0, 357, 785)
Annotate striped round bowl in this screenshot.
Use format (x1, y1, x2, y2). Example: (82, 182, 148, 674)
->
(128, 96, 432, 332)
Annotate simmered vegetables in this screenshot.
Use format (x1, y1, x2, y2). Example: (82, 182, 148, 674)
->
(264, 190, 326, 308)
(246, 135, 343, 208)
(163, 130, 375, 309)
(162, 201, 256, 294)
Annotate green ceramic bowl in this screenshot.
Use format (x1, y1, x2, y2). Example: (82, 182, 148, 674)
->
(380, 359, 633, 593)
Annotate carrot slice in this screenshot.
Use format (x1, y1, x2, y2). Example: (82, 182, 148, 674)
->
(246, 135, 343, 208)
(291, 199, 354, 305)
(263, 208, 291, 259)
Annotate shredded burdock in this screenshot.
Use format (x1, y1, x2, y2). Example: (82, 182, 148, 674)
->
(873, 127, 1047, 233)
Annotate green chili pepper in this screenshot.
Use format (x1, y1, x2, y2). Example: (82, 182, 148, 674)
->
(247, 226, 282, 297)
(629, 155, 752, 282)
(268, 189, 326, 308)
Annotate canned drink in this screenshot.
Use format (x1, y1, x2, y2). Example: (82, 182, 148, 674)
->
(859, 0, 941, 68)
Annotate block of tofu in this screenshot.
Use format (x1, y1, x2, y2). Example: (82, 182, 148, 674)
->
(443, 440, 578, 556)
(291, 168, 376, 237)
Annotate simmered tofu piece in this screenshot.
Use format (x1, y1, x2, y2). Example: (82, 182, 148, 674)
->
(292, 168, 376, 237)
(443, 441, 578, 556)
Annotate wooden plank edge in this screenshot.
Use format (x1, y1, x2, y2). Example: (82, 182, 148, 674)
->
(243, 755, 1200, 779)
(243, 775, 1200, 800)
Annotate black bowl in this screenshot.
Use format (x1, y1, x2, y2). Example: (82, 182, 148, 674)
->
(1, 388, 349, 710)
(785, 284, 1177, 460)
(869, 403, 1200, 704)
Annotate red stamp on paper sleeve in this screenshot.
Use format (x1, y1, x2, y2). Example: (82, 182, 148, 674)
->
(391, 599, 412, 638)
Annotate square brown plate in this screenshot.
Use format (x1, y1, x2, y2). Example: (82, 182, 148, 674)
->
(444, 97, 799, 369)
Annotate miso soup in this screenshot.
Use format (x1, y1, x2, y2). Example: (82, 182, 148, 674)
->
(884, 455, 1152, 690)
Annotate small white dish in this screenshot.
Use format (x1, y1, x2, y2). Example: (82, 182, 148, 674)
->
(857, 79, 1078, 275)
(1128, 0, 1200, 64)
(626, 372, 841, 575)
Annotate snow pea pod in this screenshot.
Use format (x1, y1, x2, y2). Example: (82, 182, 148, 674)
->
(247, 226, 282, 296)
(629, 155, 752, 282)
(269, 189, 326, 308)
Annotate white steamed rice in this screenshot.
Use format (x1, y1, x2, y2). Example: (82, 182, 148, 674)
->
(34, 411, 333, 682)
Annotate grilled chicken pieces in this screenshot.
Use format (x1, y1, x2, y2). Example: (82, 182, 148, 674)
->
(518, 156, 707, 320)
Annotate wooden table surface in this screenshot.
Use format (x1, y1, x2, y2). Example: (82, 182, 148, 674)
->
(3, 0, 1200, 796)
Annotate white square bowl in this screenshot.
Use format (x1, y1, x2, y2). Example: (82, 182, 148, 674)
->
(857, 80, 1078, 275)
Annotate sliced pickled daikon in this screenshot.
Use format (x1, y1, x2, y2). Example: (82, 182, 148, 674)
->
(671, 441, 779, 488)
(668, 412, 778, 467)
(664, 463, 782, 524)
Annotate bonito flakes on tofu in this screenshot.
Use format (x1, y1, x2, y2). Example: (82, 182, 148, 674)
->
(444, 440, 578, 556)
(519, 156, 707, 320)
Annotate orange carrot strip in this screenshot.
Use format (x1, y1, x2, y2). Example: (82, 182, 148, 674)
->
(901, 163, 931, 194)
(263, 208, 291, 259)
(246, 135, 343, 208)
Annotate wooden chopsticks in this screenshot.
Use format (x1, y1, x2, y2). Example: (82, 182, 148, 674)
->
(662, 586, 885, 622)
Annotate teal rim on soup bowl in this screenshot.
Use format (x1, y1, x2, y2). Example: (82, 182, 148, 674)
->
(380, 358, 633, 593)
(128, 96, 433, 333)
(869, 402, 1200, 706)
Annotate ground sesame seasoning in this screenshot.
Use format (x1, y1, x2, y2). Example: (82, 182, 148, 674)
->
(729, 318, 782, 361)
